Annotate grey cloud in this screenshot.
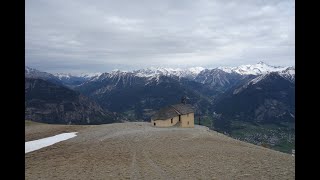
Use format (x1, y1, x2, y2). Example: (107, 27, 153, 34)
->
(26, 0, 295, 73)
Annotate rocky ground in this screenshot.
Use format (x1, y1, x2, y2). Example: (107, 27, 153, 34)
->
(25, 122, 295, 179)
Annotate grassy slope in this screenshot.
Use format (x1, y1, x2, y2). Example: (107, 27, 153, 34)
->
(229, 121, 295, 153)
(193, 117, 295, 154)
(25, 120, 45, 126)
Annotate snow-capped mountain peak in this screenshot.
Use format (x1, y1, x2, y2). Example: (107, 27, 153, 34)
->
(133, 67, 205, 79)
(78, 72, 102, 78)
(242, 66, 295, 87)
(55, 73, 72, 79)
(281, 67, 295, 75)
(25, 66, 55, 78)
(187, 67, 205, 74)
(279, 67, 295, 82)
(233, 66, 295, 95)
(218, 62, 289, 75)
(25, 66, 42, 74)
(25, 66, 32, 73)
(54, 72, 102, 80)
(257, 61, 268, 65)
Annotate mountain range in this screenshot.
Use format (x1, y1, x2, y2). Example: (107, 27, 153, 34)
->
(25, 61, 295, 153)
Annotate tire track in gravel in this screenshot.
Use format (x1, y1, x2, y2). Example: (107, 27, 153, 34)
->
(129, 151, 140, 180)
(125, 134, 142, 180)
(142, 150, 171, 180)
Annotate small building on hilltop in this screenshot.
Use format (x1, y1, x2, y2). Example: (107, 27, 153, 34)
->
(151, 103, 194, 128)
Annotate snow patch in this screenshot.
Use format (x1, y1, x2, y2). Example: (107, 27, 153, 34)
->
(25, 132, 78, 153)
(55, 73, 72, 79)
(250, 74, 268, 85)
(217, 67, 233, 73)
(290, 113, 295, 118)
(78, 72, 102, 78)
(188, 67, 205, 74)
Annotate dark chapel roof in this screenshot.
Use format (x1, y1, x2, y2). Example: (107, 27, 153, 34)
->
(151, 103, 194, 120)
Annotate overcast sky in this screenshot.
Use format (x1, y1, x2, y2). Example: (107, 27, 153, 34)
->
(26, 0, 295, 74)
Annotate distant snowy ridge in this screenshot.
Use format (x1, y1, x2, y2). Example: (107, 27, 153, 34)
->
(26, 66, 101, 80)
(217, 61, 289, 75)
(133, 67, 205, 79)
(25, 66, 33, 73)
(233, 66, 295, 95)
(25, 66, 50, 76)
(245, 66, 295, 85)
(26, 62, 294, 84)
(25, 66, 61, 84)
(55, 73, 72, 79)
(249, 67, 294, 86)
(279, 67, 295, 82)
(93, 62, 291, 81)
(55, 72, 102, 80)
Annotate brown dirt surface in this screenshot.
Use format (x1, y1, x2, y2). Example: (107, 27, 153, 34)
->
(25, 120, 90, 141)
(25, 122, 295, 179)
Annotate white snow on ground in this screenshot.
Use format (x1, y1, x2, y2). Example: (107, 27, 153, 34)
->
(25, 132, 78, 154)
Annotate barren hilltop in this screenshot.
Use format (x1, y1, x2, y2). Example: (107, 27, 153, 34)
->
(25, 122, 294, 179)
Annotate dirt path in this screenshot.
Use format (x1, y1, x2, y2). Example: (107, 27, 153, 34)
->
(25, 122, 295, 179)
